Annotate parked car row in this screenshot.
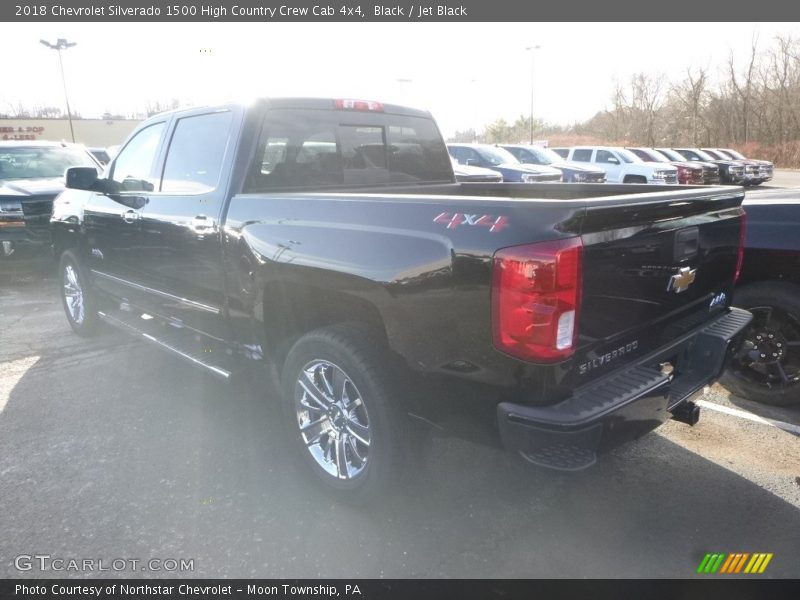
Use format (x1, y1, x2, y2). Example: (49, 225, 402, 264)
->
(448, 142, 773, 187)
(447, 144, 563, 182)
(552, 146, 679, 184)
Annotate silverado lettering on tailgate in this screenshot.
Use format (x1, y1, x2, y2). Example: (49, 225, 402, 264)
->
(578, 340, 640, 376)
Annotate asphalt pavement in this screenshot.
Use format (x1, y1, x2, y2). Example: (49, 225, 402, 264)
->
(1, 178, 799, 579)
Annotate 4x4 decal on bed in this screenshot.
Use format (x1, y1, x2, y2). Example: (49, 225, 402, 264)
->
(433, 212, 509, 232)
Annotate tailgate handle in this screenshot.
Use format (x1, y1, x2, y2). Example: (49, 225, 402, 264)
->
(674, 227, 699, 262)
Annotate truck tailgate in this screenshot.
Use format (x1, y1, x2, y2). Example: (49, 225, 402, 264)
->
(569, 188, 745, 387)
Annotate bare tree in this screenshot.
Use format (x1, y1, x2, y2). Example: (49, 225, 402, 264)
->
(671, 68, 708, 145)
(727, 34, 760, 143)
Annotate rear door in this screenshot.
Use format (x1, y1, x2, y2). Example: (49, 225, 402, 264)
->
(84, 121, 167, 301)
(135, 108, 238, 339)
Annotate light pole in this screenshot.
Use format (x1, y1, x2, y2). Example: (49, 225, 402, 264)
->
(396, 78, 413, 105)
(40, 38, 77, 142)
(525, 45, 541, 145)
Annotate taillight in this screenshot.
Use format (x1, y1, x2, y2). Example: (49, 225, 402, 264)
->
(492, 237, 583, 362)
(734, 212, 747, 284)
(334, 99, 384, 112)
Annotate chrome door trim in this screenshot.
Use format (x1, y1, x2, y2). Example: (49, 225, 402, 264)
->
(91, 269, 221, 315)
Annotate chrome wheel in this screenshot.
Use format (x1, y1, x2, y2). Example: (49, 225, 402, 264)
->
(63, 263, 85, 325)
(294, 360, 371, 480)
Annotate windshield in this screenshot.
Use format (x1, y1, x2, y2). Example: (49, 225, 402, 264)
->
(0, 146, 97, 181)
(633, 148, 668, 163)
(721, 149, 745, 160)
(478, 146, 519, 166)
(702, 149, 725, 160)
(616, 148, 640, 163)
(517, 146, 562, 165)
(656, 148, 683, 161)
(692, 149, 716, 161)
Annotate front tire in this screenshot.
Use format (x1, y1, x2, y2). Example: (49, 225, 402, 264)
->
(280, 324, 405, 502)
(59, 250, 99, 337)
(721, 282, 800, 406)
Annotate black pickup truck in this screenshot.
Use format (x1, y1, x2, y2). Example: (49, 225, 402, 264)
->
(721, 193, 800, 406)
(51, 98, 751, 500)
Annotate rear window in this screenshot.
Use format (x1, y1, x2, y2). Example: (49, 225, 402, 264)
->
(245, 109, 452, 192)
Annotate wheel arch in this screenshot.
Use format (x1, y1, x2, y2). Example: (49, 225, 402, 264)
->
(259, 278, 391, 371)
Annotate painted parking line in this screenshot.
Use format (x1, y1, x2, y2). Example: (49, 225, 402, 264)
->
(696, 399, 800, 436)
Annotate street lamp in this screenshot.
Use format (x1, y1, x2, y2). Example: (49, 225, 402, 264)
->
(40, 38, 77, 142)
(396, 78, 413, 105)
(525, 45, 541, 145)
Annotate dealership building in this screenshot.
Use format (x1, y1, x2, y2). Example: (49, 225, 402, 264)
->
(0, 118, 141, 148)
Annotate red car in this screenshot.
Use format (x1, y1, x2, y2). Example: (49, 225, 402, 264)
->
(627, 147, 704, 185)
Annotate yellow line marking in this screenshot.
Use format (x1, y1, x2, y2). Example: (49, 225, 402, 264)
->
(758, 554, 773, 573)
(750, 554, 766, 573)
(744, 554, 759, 573)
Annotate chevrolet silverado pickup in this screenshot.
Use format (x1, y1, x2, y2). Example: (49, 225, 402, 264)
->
(721, 194, 800, 406)
(671, 148, 746, 185)
(715, 148, 774, 185)
(553, 146, 679, 184)
(51, 98, 751, 501)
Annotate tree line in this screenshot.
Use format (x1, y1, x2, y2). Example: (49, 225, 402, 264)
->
(452, 33, 800, 167)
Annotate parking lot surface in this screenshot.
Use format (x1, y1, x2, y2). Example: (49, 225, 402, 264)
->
(1, 182, 799, 579)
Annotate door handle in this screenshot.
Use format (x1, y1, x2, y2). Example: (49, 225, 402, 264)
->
(121, 210, 139, 223)
(191, 215, 216, 231)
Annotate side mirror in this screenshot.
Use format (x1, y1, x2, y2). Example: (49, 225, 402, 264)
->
(465, 159, 479, 167)
(607, 157, 620, 165)
(65, 166, 99, 190)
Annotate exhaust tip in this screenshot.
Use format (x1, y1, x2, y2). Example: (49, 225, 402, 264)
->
(671, 400, 700, 426)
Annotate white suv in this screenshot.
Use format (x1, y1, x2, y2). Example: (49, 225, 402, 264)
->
(553, 146, 678, 184)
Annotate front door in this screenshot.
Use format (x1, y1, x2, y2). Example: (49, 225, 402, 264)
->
(84, 121, 167, 302)
(594, 149, 623, 183)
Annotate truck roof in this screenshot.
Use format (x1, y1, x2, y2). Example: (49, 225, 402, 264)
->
(147, 98, 433, 120)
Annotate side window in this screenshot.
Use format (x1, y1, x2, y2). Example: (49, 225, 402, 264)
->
(110, 123, 165, 192)
(552, 148, 569, 159)
(161, 111, 233, 194)
(596, 150, 619, 164)
(572, 149, 592, 162)
(449, 147, 463, 162)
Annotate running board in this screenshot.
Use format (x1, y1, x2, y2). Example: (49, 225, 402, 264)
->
(97, 310, 234, 381)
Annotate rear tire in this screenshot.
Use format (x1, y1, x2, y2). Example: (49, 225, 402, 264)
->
(721, 282, 800, 406)
(280, 324, 405, 503)
(59, 250, 100, 337)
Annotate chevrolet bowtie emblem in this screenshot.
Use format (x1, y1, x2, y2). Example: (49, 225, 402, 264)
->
(667, 267, 697, 293)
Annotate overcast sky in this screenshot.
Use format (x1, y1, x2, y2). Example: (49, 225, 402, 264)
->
(4, 22, 798, 136)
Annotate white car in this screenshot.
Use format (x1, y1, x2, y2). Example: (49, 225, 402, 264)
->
(553, 146, 678, 184)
